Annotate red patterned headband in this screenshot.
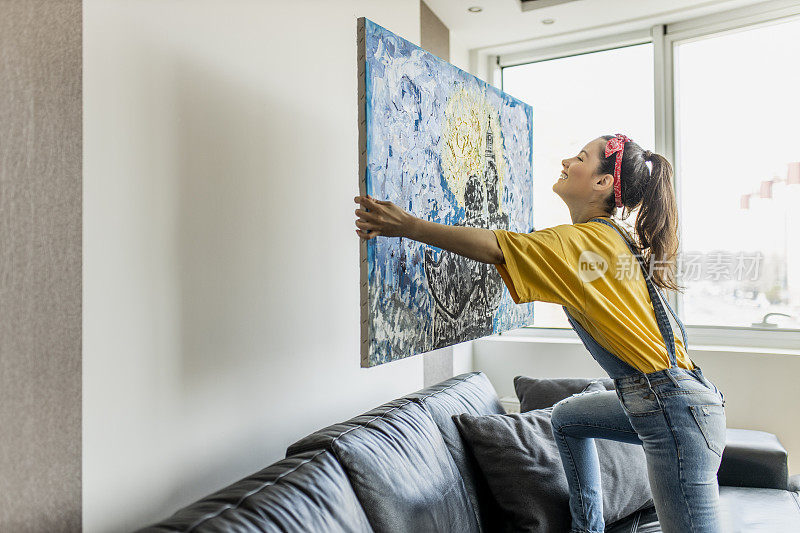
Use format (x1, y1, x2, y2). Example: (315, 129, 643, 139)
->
(605, 133, 632, 208)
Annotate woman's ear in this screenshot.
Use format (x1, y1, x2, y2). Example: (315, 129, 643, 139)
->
(593, 173, 614, 192)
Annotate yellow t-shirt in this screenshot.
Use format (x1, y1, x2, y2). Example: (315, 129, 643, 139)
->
(491, 218, 694, 373)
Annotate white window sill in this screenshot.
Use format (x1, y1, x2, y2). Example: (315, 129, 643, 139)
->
(478, 327, 800, 357)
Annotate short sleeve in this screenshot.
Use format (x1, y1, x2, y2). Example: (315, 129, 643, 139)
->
(492, 227, 585, 311)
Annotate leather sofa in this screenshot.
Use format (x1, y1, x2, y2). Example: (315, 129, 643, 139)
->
(138, 371, 800, 532)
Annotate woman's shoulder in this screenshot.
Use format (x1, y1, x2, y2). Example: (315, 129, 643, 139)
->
(576, 217, 635, 240)
(520, 219, 636, 255)
(556, 218, 636, 255)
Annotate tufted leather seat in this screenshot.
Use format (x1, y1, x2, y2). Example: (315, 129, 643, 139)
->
(138, 371, 800, 532)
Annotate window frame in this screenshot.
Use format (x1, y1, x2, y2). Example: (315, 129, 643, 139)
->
(494, 0, 800, 349)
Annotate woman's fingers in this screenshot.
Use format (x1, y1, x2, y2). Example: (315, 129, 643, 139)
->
(354, 208, 378, 221)
(355, 195, 385, 225)
(355, 219, 377, 230)
(354, 194, 406, 239)
(355, 197, 374, 213)
(354, 195, 387, 208)
(356, 229, 379, 240)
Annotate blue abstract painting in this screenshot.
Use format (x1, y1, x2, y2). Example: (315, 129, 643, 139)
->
(358, 18, 534, 367)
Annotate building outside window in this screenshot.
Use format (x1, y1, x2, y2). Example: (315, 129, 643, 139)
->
(674, 16, 800, 330)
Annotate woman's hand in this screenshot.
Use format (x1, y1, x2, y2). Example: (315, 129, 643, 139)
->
(354, 195, 415, 240)
(353, 193, 504, 264)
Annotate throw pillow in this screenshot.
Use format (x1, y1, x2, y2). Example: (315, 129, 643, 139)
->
(452, 409, 653, 532)
(514, 375, 615, 412)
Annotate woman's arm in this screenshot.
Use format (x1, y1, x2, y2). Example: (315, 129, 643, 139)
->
(408, 218, 505, 265)
(354, 195, 505, 265)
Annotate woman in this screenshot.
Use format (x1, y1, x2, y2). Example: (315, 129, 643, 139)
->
(354, 133, 727, 533)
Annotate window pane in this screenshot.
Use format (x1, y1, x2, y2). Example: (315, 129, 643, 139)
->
(675, 17, 800, 329)
(501, 44, 654, 327)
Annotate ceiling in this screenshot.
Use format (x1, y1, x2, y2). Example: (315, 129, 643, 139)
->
(424, 0, 773, 52)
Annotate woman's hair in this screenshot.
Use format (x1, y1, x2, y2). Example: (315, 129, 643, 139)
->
(596, 135, 684, 292)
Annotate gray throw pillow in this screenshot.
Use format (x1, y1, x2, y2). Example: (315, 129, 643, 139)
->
(514, 375, 615, 412)
(452, 409, 653, 532)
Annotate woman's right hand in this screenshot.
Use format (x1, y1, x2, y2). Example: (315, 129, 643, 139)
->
(354, 195, 415, 240)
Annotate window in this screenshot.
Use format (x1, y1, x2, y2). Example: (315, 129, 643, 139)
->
(501, 44, 654, 328)
(496, 2, 800, 337)
(674, 17, 800, 330)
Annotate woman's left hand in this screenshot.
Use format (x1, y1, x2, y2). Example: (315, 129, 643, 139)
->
(354, 195, 414, 240)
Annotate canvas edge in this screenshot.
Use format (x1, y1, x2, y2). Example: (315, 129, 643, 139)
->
(357, 17, 371, 368)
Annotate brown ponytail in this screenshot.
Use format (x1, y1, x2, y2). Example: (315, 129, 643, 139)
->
(598, 136, 684, 293)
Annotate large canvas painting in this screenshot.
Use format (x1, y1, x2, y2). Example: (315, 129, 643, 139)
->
(358, 18, 534, 367)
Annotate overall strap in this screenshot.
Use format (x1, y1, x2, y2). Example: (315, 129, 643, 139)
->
(594, 219, 688, 351)
(597, 219, 688, 348)
(589, 217, 679, 368)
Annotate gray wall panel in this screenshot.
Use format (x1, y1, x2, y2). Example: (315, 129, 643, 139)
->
(0, 1, 82, 531)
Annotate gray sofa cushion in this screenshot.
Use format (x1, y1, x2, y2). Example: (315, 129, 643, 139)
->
(717, 428, 789, 490)
(607, 485, 800, 532)
(717, 485, 800, 531)
(453, 408, 653, 532)
(514, 375, 615, 412)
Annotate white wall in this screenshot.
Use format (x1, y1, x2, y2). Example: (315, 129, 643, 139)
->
(474, 335, 800, 476)
(83, 1, 425, 531)
(449, 31, 470, 73)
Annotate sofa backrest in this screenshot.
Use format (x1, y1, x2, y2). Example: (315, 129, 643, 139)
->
(402, 371, 507, 531)
(136, 448, 373, 533)
(285, 397, 411, 457)
(284, 397, 480, 533)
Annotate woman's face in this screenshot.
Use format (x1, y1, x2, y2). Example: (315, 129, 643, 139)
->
(553, 137, 611, 204)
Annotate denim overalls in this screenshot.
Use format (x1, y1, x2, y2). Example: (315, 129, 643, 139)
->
(550, 217, 727, 533)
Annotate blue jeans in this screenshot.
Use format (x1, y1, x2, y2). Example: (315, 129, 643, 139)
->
(551, 367, 727, 532)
